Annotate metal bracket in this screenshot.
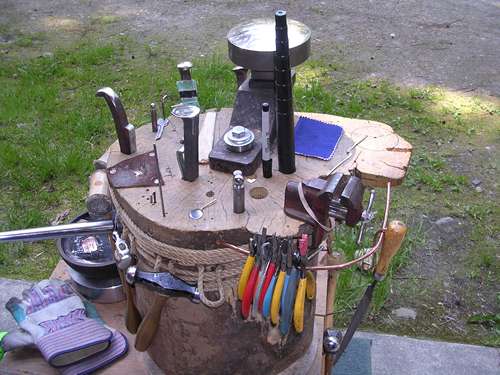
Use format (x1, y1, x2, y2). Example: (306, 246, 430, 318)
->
(107, 151, 165, 188)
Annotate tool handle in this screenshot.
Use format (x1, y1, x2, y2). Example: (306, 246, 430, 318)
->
(271, 271, 286, 325)
(374, 220, 407, 280)
(237, 255, 255, 300)
(200, 199, 217, 211)
(252, 267, 268, 317)
(279, 268, 299, 336)
(305, 270, 316, 300)
(118, 269, 142, 334)
(241, 266, 259, 319)
(262, 274, 277, 318)
(293, 277, 307, 333)
(258, 262, 277, 312)
(134, 294, 166, 352)
(281, 273, 290, 308)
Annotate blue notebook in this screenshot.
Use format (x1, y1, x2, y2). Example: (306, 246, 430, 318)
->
(294, 116, 343, 160)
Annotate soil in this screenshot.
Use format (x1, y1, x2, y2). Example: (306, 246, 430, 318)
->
(1, 0, 499, 95)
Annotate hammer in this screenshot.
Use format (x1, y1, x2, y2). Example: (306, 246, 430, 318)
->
(125, 266, 200, 351)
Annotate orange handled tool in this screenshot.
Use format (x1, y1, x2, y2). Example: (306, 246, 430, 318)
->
(374, 220, 407, 280)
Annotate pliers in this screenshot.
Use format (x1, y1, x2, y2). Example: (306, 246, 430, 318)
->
(237, 234, 258, 300)
(270, 239, 289, 325)
(251, 236, 271, 317)
(241, 228, 267, 319)
(293, 234, 309, 333)
(279, 238, 300, 336)
(259, 236, 280, 315)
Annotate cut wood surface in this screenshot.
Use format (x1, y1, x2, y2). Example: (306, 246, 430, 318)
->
(106, 109, 411, 249)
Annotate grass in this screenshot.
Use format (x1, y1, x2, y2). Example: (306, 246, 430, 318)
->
(0, 36, 498, 345)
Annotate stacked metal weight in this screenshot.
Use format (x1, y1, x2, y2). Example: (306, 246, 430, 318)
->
(274, 10, 296, 174)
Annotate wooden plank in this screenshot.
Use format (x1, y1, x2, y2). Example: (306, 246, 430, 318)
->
(198, 110, 217, 164)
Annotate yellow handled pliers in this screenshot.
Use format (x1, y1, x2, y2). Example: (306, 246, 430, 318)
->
(237, 235, 258, 300)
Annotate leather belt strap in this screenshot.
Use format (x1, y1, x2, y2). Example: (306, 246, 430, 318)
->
(298, 182, 334, 232)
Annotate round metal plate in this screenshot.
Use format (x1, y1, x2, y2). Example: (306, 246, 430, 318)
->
(227, 18, 311, 71)
(68, 267, 124, 304)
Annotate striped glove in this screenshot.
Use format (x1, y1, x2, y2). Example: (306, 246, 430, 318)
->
(5, 280, 112, 367)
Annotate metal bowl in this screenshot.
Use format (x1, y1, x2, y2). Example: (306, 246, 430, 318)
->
(57, 212, 118, 279)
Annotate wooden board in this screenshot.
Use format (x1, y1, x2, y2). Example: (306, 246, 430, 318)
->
(106, 109, 412, 249)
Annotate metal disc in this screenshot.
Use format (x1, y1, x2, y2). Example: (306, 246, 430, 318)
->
(227, 18, 311, 71)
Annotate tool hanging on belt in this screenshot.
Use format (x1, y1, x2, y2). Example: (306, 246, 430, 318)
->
(251, 238, 272, 318)
(258, 235, 279, 313)
(237, 235, 258, 300)
(125, 265, 200, 301)
(293, 234, 309, 333)
(279, 238, 300, 335)
(262, 240, 281, 318)
(270, 239, 289, 325)
(241, 228, 267, 319)
(329, 220, 407, 367)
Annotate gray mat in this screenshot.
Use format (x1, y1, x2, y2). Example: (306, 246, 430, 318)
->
(332, 337, 372, 375)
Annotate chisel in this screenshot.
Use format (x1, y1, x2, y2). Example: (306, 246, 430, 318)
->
(331, 220, 407, 366)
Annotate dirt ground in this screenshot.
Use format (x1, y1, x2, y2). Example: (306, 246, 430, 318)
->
(1, 0, 499, 95)
(1, 0, 498, 345)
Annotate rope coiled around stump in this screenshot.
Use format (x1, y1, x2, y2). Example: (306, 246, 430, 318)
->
(111, 192, 246, 308)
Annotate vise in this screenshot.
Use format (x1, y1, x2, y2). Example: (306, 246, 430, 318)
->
(284, 174, 365, 238)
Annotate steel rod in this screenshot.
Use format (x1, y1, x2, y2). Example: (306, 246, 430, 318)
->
(153, 143, 167, 217)
(0, 220, 114, 243)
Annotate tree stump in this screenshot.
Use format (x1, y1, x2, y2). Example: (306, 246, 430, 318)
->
(105, 109, 412, 374)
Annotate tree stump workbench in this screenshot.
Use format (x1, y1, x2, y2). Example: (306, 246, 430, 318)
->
(0, 109, 412, 375)
(103, 108, 412, 374)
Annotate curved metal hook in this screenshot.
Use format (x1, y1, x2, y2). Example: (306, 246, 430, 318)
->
(96, 87, 136, 155)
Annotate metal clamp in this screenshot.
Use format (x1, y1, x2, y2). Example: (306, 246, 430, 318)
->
(112, 230, 132, 270)
(357, 189, 376, 245)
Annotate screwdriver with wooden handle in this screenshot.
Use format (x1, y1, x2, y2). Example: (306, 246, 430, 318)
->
(330, 220, 407, 368)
